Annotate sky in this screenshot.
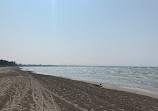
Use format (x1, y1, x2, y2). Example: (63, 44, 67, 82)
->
(0, 0, 158, 66)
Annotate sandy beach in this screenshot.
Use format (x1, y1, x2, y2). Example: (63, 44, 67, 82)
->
(0, 67, 158, 111)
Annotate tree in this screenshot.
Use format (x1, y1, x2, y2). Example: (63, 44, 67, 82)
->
(0, 60, 17, 67)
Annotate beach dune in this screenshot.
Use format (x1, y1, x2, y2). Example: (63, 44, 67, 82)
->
(0, 67, 158, 111)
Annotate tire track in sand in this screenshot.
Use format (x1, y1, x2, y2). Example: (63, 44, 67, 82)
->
(0, 67, 89, 111)
(0, 68, 61, 111)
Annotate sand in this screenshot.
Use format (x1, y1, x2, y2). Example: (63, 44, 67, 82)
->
(0, 67, 158, 111)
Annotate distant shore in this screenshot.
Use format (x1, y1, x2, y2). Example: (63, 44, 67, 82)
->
(0, 67, 158, 111)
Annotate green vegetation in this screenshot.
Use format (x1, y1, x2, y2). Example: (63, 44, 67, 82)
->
(0, 60, 17, 67)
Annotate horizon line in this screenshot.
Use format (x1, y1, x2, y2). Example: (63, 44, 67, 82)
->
(19, 64, 158, 68)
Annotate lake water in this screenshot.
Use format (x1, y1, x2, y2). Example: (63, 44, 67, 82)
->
(22, 66, 158, 95)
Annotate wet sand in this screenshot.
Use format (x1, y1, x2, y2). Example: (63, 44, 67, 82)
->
(0, 67, 158, 111)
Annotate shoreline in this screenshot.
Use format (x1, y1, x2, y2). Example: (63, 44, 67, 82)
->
(1, 67, 158, 111)
(83, 80, 158, 99)
(21, 67, 158, 99)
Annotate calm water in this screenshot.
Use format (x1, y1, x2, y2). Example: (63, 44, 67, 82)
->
(23, 66, 158, 95)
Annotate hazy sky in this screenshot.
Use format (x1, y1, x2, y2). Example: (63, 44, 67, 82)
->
(0, 0, 158, 66)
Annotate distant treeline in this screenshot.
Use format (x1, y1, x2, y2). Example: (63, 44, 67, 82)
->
(0, 60, 17, 67)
